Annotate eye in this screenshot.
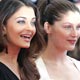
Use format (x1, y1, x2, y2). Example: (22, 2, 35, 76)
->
(17, 20, 25, 25)
(30, 18, 36, 26)
(64, 25, 72, 30)
(31, 21, 36, 26)
(76, 25, 80, 30)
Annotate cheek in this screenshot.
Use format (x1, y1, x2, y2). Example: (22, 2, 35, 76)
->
(8, 27, 19, 37)
(7, 30, 18, 42)
(33, 27, 36, 36)
(77, 31, 80, 38)
(52, 30, 68, 45)
(54, 29, 68, 39)
(6, 26, 19, 42)
(54, 34, 65, 43)
(52, 34, 67, 49)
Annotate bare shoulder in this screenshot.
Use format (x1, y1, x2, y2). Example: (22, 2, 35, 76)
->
(68, 56, 80, 71)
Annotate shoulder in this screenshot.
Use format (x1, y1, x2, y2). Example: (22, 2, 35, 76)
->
(35, 57, 50, 80)
(69, 57, 80, 65)
(0, 69, 6, 80)
(68, 56, 80, 71)
(35, 57, 45, 73)
(0, 62, 19, 80)
(0, 62, 8, 80)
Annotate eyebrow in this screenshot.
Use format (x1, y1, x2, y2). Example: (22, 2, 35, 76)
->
(16, 17, 36, 20)
(16, 17, 27, 19)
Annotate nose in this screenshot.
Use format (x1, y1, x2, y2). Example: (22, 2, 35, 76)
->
(24, 21, 36, 36)
(26, 22, 35, 31)
(71, 28, 78, 38)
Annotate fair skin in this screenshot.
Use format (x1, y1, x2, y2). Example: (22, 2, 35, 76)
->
(76, 2, 80, 10)
(42, 11, 80, 80)
(0, 6, 36, 79)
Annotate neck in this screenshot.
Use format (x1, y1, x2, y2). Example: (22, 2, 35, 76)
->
(0, 45, 20, 64)
(0, 44, 21, 79)
(41, 42, 68, 64)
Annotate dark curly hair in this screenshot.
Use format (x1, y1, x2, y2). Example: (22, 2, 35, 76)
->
(0, 0, 45, 80)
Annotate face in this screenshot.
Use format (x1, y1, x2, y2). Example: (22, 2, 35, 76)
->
(4, 6, 36, 48)
(45, 11, 80, 51)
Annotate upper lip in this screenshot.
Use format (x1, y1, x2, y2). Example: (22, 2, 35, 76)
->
(20, 34, 32, 39)
(68, 39, 77, 41)
(67, 39, 77, 43)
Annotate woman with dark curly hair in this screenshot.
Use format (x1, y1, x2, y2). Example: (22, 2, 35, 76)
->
(0, 0, 45, 80)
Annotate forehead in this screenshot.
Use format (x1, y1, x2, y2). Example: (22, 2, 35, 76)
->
(76, 3, 80, 10)
(59, 11, 80, 24)
(10, 6, 35, 19)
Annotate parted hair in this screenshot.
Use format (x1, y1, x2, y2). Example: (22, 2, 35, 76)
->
(0, 0, 45, 80)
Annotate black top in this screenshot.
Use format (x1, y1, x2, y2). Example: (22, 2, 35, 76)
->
(0, 62, 19, 80)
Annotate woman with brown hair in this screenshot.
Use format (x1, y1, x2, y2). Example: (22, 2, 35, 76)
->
(36, 0, 80, 80)
(0, 0, 45, 80)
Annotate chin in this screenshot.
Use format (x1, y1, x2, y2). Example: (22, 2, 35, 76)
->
(25, 45, 30, 48)
(67, 47, 75, 51)
(21, 44, 30, 48)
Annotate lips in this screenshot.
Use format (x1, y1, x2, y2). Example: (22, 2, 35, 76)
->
(20, 34, 32, 42)
(67, 40, 77, 45)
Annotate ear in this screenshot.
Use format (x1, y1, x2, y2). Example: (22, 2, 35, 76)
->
(44, 22, 52, 34)
(2, 25, 7, 35)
